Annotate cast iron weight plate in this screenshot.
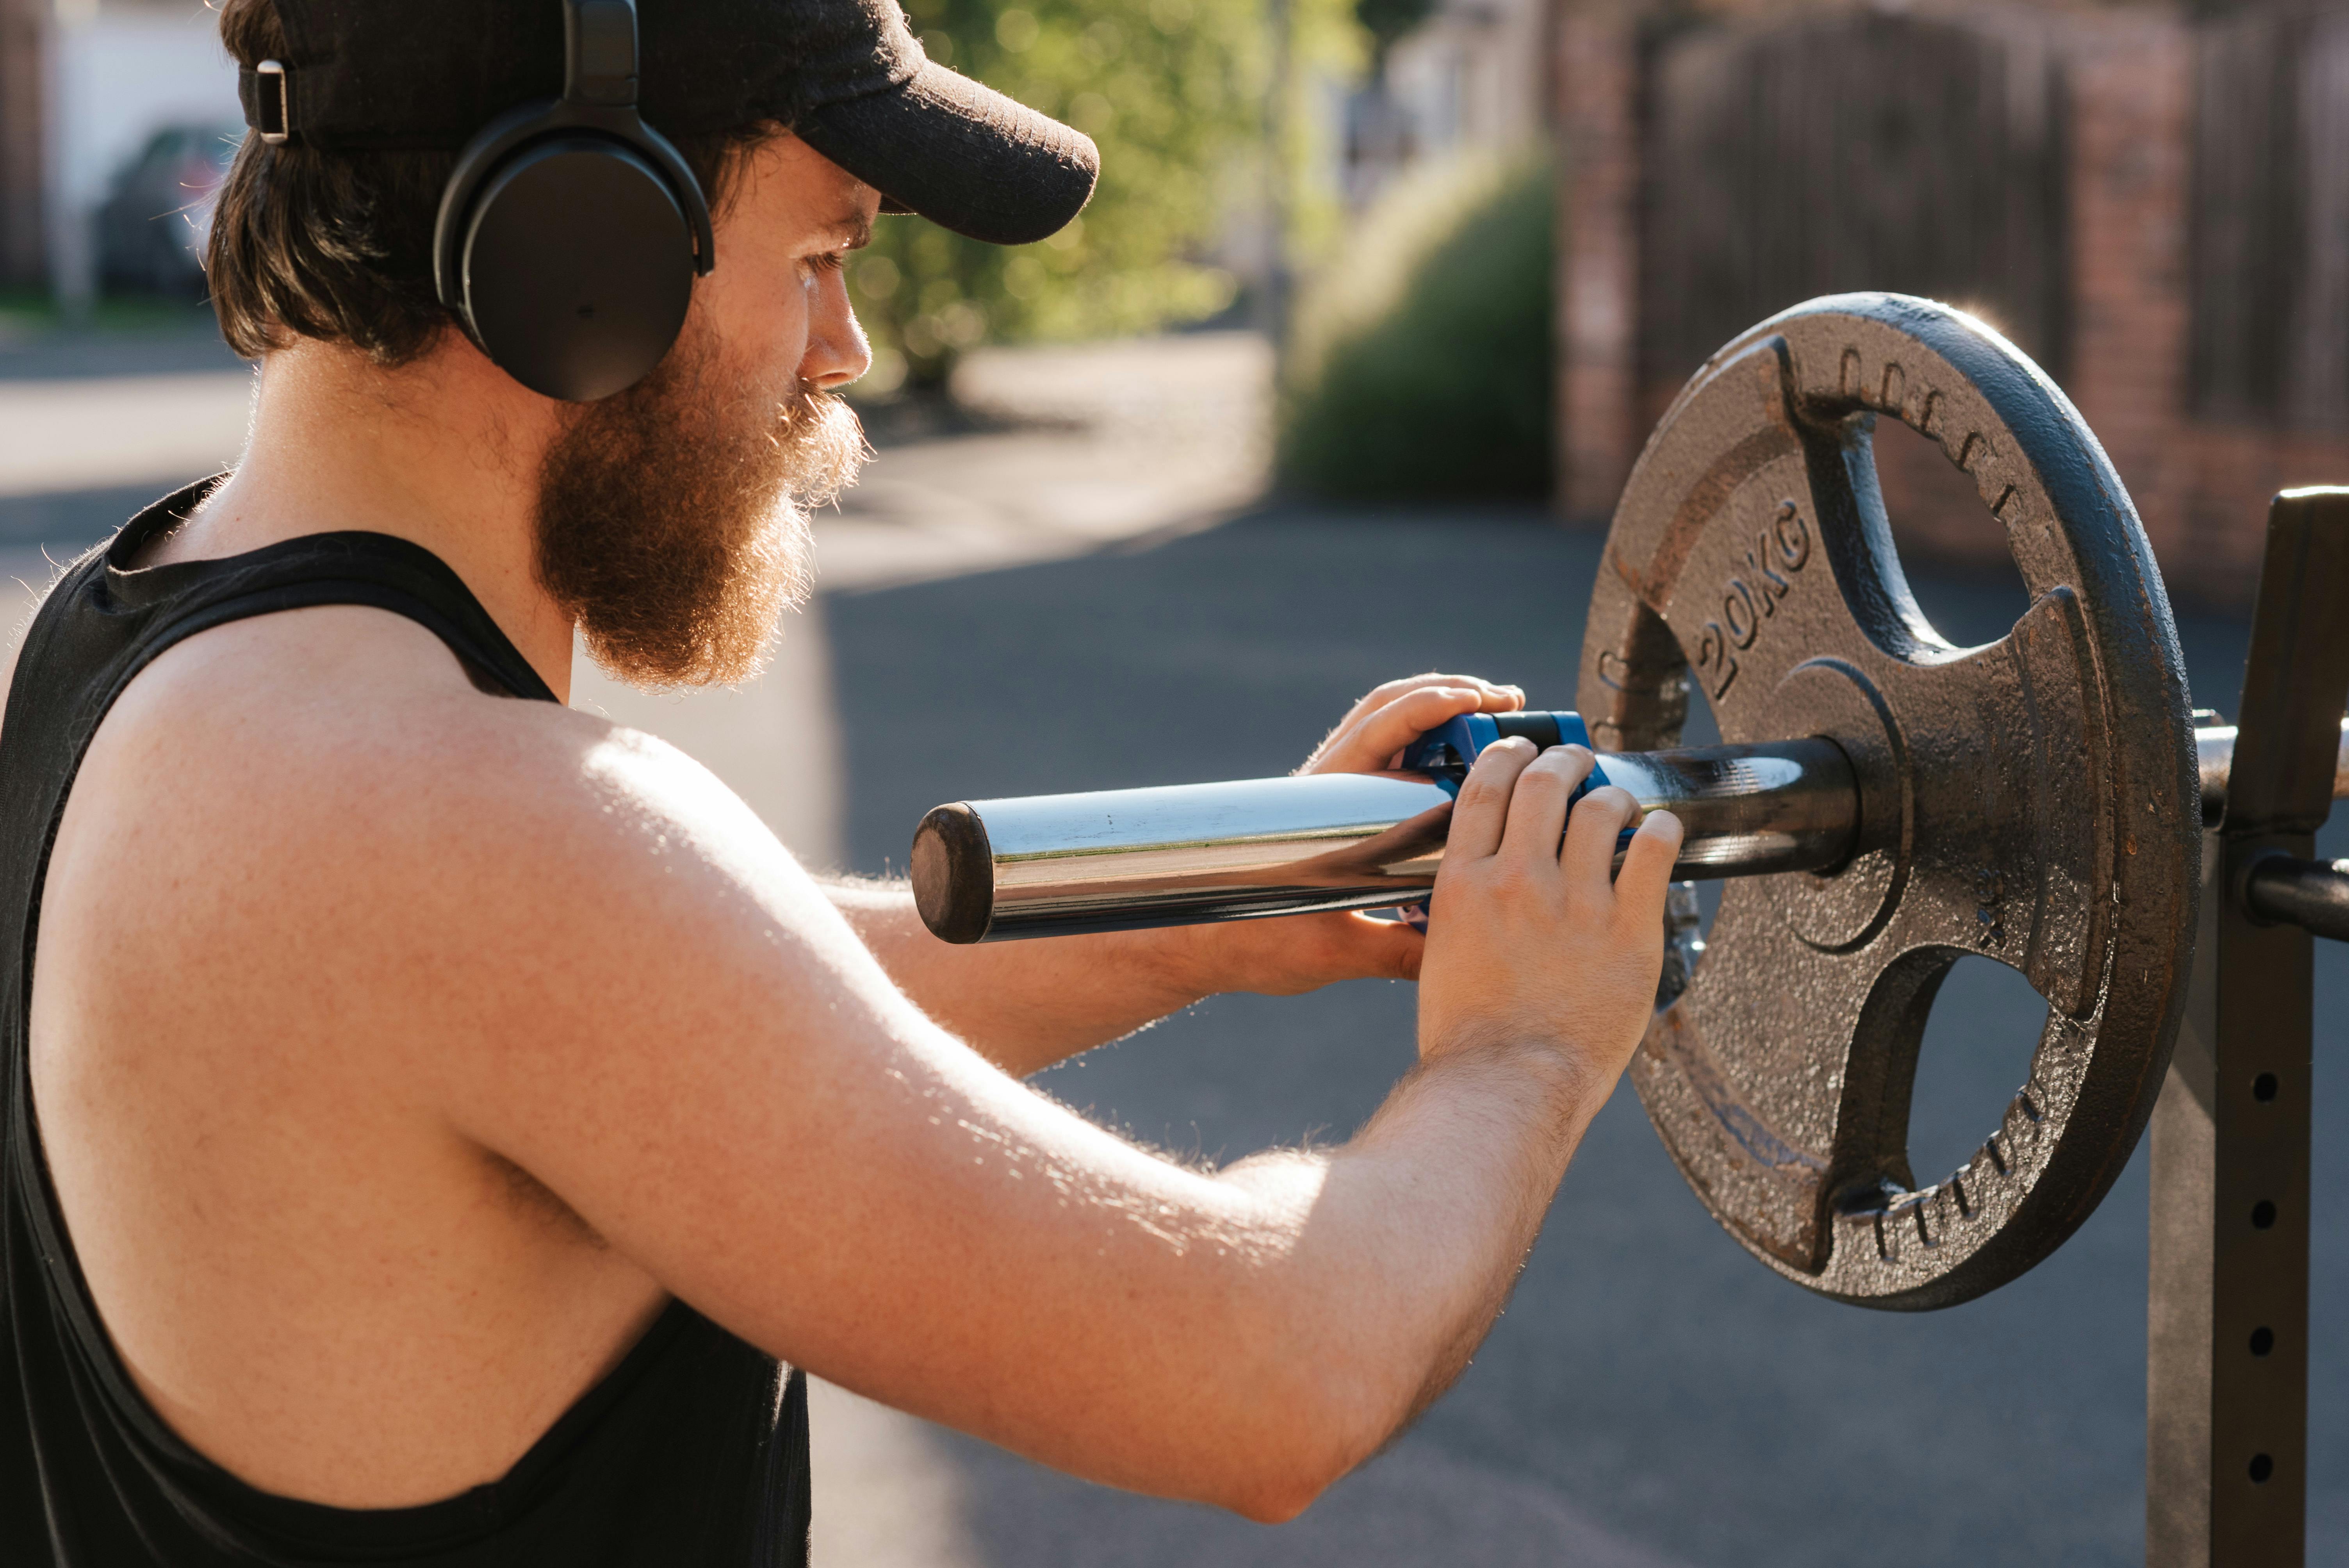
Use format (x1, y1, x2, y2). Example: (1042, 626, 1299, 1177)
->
(1577, 294, 2200, 1309)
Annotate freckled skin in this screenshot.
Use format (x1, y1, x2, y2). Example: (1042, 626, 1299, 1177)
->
(23, 136, 1681, 1519)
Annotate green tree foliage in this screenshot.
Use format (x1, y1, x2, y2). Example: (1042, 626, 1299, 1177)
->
(850, 0, 1268, 390)
(1276, 152, 1552, 500)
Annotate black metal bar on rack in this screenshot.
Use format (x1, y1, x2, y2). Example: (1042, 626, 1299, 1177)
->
(2148, 489, 2349, 1568)
(2240, 856, 2349, 944)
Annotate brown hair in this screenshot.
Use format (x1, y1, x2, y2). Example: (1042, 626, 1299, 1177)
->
(206, 0, 777, 364)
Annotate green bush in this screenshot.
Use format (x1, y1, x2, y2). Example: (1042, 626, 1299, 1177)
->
(1276, 153, 1553, 500)
(852, 0, 1295, 391)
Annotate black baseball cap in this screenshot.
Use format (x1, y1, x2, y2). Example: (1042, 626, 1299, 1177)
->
(236, 0, 1098, 246)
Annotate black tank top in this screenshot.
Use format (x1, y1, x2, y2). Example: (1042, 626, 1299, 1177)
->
(0, 483, 811, 1565)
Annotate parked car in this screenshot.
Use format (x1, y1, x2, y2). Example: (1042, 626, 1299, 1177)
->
(97, 123, 240, 299)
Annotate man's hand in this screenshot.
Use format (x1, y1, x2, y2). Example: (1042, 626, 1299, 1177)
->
(1418, 738, 1684, 1090)
(1265, 741, 1685, 1454)
(1153, 672, 1527, 998)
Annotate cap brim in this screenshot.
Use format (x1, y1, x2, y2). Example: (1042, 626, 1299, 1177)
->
(796, 61, 1098, 247)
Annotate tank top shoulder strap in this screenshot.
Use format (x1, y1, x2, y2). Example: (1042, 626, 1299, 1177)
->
(34, 477, 558, 725)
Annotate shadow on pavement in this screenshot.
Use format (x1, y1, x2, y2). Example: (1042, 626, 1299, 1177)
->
(825, 503, 2347, 1568)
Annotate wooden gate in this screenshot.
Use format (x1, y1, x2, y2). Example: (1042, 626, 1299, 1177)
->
(2192, 5, 2349, 433)
(1639, 10, 2069, 406)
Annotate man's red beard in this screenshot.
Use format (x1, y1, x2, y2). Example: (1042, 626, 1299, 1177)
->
(533, 315, 868, 688)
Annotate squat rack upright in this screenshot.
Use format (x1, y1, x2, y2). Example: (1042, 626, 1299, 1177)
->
(2148, 488, 2349, 1567)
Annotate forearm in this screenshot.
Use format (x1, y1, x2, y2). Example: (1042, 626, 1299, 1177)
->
(1326, 1039, 1597, 1414)
(822, 877, 1212, 1074)
(946, 1035, 1603, 1522)
(828, 875, 1598, 1421)
(1195, 1037, 1601, 1509)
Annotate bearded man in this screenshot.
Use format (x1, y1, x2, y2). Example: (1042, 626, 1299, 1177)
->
(0, 0, 1683, 1563)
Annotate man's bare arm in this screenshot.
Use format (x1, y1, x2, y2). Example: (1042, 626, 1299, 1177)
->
(92, 635, 1668, 1520)
(380, 705, 1676, 1520)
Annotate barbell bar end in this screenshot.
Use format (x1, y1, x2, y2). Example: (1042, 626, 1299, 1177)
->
(913, 804, 995, 944)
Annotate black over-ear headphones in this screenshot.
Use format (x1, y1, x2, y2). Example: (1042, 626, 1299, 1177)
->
(433, 0, 716, 402)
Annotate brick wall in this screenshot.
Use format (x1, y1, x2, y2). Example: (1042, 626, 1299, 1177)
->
(0, 0, 43, 289)
(1553, 2, 1641, 517)
(1552, 0, 2349, 610)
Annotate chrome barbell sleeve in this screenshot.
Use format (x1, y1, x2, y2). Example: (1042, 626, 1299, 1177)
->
(913, 738, 1859, 943)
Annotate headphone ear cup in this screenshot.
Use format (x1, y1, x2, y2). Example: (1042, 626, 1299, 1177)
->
(460, 135, 697, 402)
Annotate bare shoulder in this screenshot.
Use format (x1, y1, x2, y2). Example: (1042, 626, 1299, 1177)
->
(48, 602, 872, 1082)
(63, 602, 695, 885)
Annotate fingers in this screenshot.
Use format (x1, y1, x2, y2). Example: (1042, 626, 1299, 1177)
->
(1314, 685, 1484, 775)
(1329, 674, 1517, 739)
(1497, 743, 1597, 864)
(1444, 736, 1538, 861)
(1611, 808, 1684, 932)
(1303, 674, 1524, 774)
(1560, 783, 1643, 888)
(1345, 672, 1522, 724)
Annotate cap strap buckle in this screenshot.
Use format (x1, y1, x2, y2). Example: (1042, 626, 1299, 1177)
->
(244, 59, 291, 144)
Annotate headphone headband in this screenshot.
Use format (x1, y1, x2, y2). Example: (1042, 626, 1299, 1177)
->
(567, 0, 641, 109)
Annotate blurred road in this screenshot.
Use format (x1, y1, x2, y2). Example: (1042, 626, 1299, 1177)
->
(0, 326, 2340, 1566)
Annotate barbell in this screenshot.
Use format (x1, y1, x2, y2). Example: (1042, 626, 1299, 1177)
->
(910, 718, 2347, 938)
(907, 294, 2327, 1312)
